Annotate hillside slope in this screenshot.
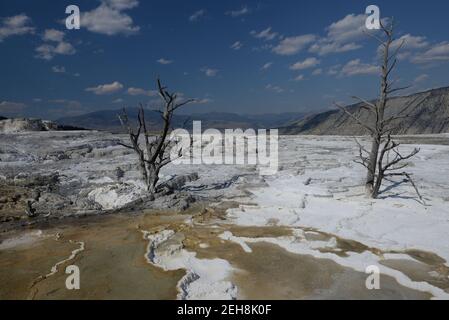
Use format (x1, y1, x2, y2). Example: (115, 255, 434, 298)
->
(280, 87, 449, 135)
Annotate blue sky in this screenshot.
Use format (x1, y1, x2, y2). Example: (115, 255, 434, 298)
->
(1, 0, 449, 119)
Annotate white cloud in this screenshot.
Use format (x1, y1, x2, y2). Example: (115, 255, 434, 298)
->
(113, 98, 124, 104)
(328, 64, 341, 76)
(201, 67, 219, 77)
(0, 14, 35, 42)
(340, 59, 379, 77)
(250, 27, 278, 41)
(230, 41, 243, 50)
(157, 58, 173, 65)
(392, 34, 429, 51)
(414, 74, 429, 83)
(377, 34, 429, 60)
(226, 6, 250, 17)
(174, 92, 186, 101)
(309, 14, 367, 56)
(265, 84, 284, 93)
(396, 51, 412, 60)
(261, 62, 273, 70)
(35, 29, 76, 60)
(82, 0, 140, 36)
(377, 34, 449, 66)
(43, 29, 65, 42)
(127, 87, 158, 96)
(35, 42, 76, 60)
(290, 57, 320, 70)
(411, 42, 449, 64)
(309, 41, 361, 56)
(103, 0, 139, 10)
(52, 65, 66, 73)
(312, 68, 323, 76)
(195, 98, 213, 104)
(422, 42, 449, 57)
(292, 74, 305, 81)
(272, 34, 316, 55)
(189, 9, 206, 22)
(252, 43, 274, 52)
(327, 14, 367, 44)
(86, 81, 124, 95)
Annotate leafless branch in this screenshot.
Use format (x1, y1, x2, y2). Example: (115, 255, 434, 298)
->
(344, 18, 424, 201)
(117, 78, 193, 194)
(334, 102, 376, 134)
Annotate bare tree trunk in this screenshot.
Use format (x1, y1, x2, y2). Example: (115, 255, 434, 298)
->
(365, 136, 379, 197)
(336, 19, 425, 202)
(118, 78, 194, 195)
(366, 33, 389, 198)
(147, 163, 160, 194)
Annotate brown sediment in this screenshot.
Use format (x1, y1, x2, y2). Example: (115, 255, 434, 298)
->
(34, 214, 186, 300)
(0, 207, 443, 300)
(231, 242, 431, 300)
(28, 235, 85, 300)
(0, 213, 186, 300)
(296, 226, 449, 293)
(403, 249, 447, 266)
(228, 225, 293, 239)
(179, 223, 432, 300)
(0, 235, 78, 300)
(380, 258, 449, 292)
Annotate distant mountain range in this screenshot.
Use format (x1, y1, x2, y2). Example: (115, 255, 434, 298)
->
(3, 87, 448, 135)
(280, 86, 449, 135)
(57, 110, 307, 133)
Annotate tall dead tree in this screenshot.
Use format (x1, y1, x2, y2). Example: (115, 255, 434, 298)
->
(336, 19, 427, 201)
(118, 78, 194, 194)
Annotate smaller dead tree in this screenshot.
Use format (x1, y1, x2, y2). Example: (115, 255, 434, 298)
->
(118, 78, 194, 194)
(336, 19, 427, 202)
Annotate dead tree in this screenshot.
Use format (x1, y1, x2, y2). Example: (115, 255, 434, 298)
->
(118, 78, 194, 194)
(336, 19, 427, 201)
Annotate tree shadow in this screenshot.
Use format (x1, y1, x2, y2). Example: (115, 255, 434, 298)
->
(377, 178, 427, 205)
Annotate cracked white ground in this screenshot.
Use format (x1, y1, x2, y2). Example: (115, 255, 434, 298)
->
(1, 132, 449, 299)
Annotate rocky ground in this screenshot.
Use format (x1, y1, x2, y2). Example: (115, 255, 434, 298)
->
(1, 131, 449, 299)
(0, 131, 251, 231)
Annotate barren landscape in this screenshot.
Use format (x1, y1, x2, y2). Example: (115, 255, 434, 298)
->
(1, 1, 449, 304)
(1, 131, 448, 299)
